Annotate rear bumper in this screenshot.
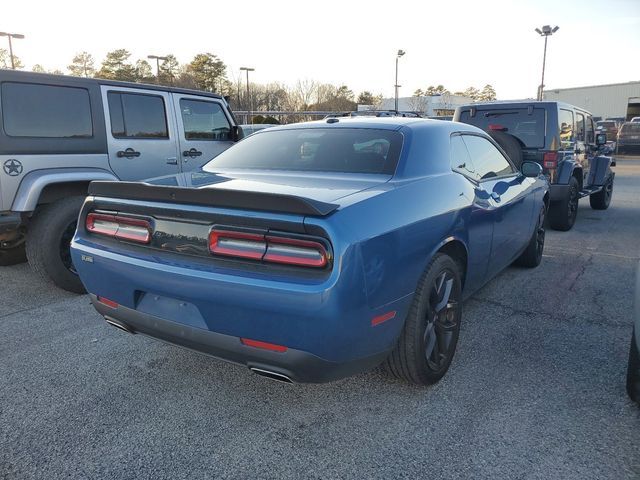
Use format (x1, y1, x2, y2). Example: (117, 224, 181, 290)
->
(549, 184, 569, 202)
(90, 294, 390, 383)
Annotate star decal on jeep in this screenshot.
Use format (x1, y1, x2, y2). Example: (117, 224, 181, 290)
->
(3, 159, 23, 176)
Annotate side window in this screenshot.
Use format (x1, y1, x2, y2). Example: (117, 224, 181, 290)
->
(586, 116, 595, 143)
(1, 82, 92, 138)
(450, 135, 477, 180)
(462, 135, 515, 180)
(575, 112, 586, 142)
(107, 92, 168, 139)
(179, 99, 231, 141)
(559, 108, 574, 147)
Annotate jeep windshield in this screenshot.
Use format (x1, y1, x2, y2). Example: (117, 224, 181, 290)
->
(458, 107, 546, 148)
(204, 128, 403, 175)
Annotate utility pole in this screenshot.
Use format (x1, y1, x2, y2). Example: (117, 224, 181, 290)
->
(240, 67, 255, 124)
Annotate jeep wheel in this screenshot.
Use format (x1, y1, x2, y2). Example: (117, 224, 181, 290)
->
(589, 176, 613, 210)
(0, 244, 27, 266)
(486, 130, 523, 168)
(549, 176, 580, 231)
(383, 253, 462, 385)
(26, 196, 86, 293)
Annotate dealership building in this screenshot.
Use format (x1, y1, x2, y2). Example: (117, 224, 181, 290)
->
(543, 81, 640, 120)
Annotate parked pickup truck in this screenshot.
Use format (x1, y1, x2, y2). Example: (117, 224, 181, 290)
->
(0, 70, 240, 292)
(454, 101, 615, 231)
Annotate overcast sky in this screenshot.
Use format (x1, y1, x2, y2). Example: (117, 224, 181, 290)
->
(3, 0, 639, 100)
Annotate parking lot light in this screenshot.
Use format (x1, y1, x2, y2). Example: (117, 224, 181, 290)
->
(535, 25, 559, 101)
(0, 32, 25, 70)
(394, 49, 405, 112)
(147, 55, 169, 84)
(240, 67, 255, 124)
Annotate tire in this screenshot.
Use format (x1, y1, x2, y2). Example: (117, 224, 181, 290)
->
(627, 327, 640, 405)
(25, 196, 86, 293)
(383, 253, 463, 385)
(0, 244, 27, 266)
(548, 176, 580, 231)
(487, 130, 523, 168)
(514, 205, 545, 268)
(589, 175, 613, 210)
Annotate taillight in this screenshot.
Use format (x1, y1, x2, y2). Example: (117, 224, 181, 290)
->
(488, 124, 507, 131)
(209, 229, 329, 268)
(543, 151, 558, 169)
(86, 213, 152, 244)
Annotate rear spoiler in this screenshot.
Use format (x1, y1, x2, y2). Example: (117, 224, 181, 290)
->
(88, 181, 339, 217)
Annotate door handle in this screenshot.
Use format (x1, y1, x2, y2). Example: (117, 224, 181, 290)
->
(491, 192, 501, 202)
(117, 148, 141, 158)
(183, 148, 203, 158)
(166, 157, 178, 165)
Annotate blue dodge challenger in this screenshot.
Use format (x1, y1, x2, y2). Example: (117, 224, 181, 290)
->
(71, 118, 548, 384)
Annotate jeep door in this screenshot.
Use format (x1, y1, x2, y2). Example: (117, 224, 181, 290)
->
(171, 94, 234, 172)
(574, 111, 591, 185)
(101, 86, 180, 181)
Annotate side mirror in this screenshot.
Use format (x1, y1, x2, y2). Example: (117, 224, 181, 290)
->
(595, 132, 607, 146)
(231, 125, 241, 142)
(521, 161, 542, 178)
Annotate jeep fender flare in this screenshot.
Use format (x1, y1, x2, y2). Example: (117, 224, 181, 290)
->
(11, 168, 119, 212)
(555, 158, 582, 187)
(587, 155, 615, 187)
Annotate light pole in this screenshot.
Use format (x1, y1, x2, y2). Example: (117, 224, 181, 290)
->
(535, 25, 559, 101)
(147, 55, 168, 84)
(394, 49, 405, 112)
(0, 32, 25, 70)
(240, 66, 255, 124)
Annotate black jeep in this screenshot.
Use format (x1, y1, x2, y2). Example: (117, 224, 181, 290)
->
(454, 101, 615, 231)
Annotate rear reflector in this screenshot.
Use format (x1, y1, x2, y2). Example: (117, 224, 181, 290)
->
(543, 152, 558, 169)
(209, 229, 328, 268)
(371, 311, 397, 326)
(241, 338, 288, 352)
(97, 296, 118, 308)
(488, 124, 507, 131)
(86, 213, 151, 244)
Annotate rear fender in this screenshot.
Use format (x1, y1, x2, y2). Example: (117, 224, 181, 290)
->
(555, 159, 581, 186)
(11, 168, 119, 212)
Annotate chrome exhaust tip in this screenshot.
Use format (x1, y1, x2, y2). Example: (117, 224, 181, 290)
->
(249, 367, 293, 383)
(104, 316, 134, 334)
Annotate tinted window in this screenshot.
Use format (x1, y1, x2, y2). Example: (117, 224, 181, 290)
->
(458, 107, 546, 148)
(107, 92, 168, 138)
(575, 112, 586, 142)
(586, 116, 595, 143)
(450, 135, 477, 180)
(1, 83, 92, 138)
(620, 123, 640, 134)
(204, 128, 402, 175)
(462, 135, 514, 180)
(180, 99, 231, 140)
(559, 108, 574, 148)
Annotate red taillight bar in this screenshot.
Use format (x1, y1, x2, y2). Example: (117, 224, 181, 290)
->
(208, 229, 329, 268)
(543, 151, 558, 169)
(97, 296, 118, 308)
(86, 213, 152, 244)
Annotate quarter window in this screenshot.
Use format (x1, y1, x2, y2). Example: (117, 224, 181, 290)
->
(179, 99, 231, 140)
(461, 135, 514, 180)
(1, 83, 92, 138)
(107, 92, 168, 139)
(576, 112, 586, 142)
(450, 135, 477, 180)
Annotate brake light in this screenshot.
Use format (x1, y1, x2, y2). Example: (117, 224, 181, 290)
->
(86, 213, 152, 244)
(488, 124, 507, 131)
(543, 152, 558, 169)
(97, 296, 118, 308)
(208, 229, 328, 268)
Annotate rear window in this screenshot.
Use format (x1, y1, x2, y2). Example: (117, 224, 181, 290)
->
(1, 82, 93, 138)
(620, 123, 640, 134)
(458, 107, 546, 148)
(204, 128, 403, 175)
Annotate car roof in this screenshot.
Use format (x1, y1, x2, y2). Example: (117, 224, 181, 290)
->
(456, 100, 593, 116)
(261, 117, 481, 134)
(0, 69, 225, 101)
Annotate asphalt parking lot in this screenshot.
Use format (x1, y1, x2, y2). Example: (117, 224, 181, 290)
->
(1, 159, 639, 480)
